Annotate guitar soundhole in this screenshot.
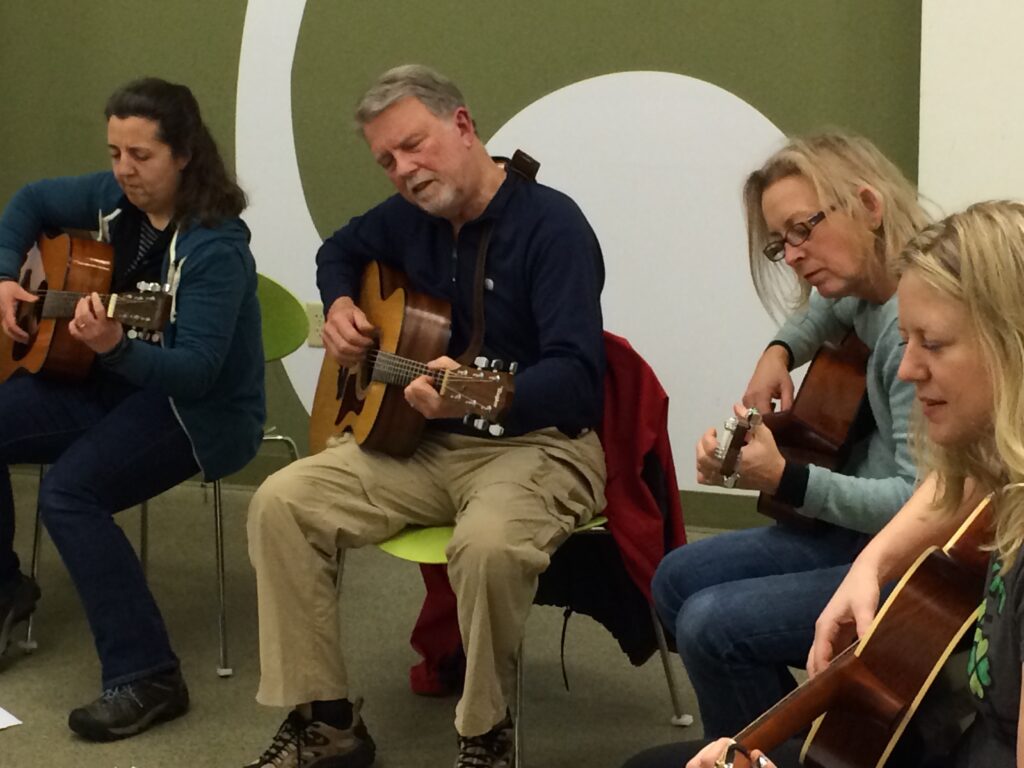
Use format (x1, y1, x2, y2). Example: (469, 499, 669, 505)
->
(11, 277, 44, 361)
(352, 340, 379, 395)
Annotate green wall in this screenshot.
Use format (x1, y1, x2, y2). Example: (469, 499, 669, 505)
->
(0, 1, 922, 485)
(293, 1, 922, 233)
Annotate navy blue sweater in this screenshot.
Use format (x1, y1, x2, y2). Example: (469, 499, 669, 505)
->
(317, 171, 605, 437)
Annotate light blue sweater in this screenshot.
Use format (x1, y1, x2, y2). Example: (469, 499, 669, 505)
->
(774, 291, 916, 533)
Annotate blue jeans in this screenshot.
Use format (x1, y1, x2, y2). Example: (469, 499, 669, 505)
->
(652, 523, 870, 738)
(0, 369, 199, 688)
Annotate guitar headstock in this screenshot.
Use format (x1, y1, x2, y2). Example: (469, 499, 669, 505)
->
(714, 407, 761, 487)
(108, 282, 172, 332)
(441, 356, 516, 436)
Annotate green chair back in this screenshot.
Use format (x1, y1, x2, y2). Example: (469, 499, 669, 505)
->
(257, 274, 309, 363)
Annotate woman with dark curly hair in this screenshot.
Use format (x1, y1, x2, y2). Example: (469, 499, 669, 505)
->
(0, 77, 264, 741)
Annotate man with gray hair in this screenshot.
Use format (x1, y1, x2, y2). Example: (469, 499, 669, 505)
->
(244, 64, 606, 768)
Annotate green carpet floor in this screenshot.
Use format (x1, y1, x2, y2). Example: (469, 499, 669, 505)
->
(0, 473, 758, 768)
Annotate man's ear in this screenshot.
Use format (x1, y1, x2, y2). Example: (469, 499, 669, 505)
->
(452, 107, 476, 145)
(858, 185, 884, 229)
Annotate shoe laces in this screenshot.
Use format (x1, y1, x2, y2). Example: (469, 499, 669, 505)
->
(100, 684, 143, 709)
(456, 728, 511, 768)
(255, 711, 307, 766)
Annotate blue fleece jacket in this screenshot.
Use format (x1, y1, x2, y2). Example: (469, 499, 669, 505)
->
(0, 172, 265, 480)
(316, 170, 605, 437)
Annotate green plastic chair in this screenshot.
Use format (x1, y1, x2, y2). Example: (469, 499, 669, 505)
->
(258, 273, 309, 362)
(377, 515, 608, 562)
(25, 274, 311, 675)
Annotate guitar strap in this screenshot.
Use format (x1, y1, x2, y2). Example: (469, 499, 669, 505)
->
(457, 222, 493, 365)
(457, 149, 540, 365)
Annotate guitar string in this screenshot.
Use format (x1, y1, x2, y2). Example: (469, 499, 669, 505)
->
(366, 350, 504, 386)
(31, 289, 148, 300)
(368, 352, 499, 383)
(34, 290, 159, 305)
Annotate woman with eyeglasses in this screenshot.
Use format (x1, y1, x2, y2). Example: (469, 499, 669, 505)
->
(630, 201, 1024, 768)
(648, 133, 931, 742)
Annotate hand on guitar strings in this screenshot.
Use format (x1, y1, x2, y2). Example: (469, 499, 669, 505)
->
(687, 737, 774, 768)
(405, 355, 464, 420)
(323, 296, 377, 367)
(743, 344, 794, 413)
(696, 402, 786, 494)
(807, 560, 879, 678)
(0, 279, 37, 343)
(69, 292, 124, 354)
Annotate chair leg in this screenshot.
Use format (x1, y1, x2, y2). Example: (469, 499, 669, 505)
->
(213, 478, 232, 677)
(514, 638, 524, 768)
(19, 466, 45, 652)
(261, 432, 300, 463)
(649, 603, 693, 727)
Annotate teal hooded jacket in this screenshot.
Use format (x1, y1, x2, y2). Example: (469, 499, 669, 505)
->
(0, 171, 265, 480)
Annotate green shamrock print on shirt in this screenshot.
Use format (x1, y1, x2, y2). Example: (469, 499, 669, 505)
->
(969, 559, 1007, 700)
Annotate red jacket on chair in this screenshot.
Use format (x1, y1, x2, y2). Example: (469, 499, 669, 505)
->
(408, 331, 686, 694)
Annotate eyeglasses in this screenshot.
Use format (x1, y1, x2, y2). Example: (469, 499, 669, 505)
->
(762, 210, 827, 262)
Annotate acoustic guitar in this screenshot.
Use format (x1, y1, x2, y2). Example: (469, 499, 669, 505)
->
(0, 234, 171, 383)
(309, 261, 515, 457)
(728, 495, 991, 768)
(719, 333, 870, 525)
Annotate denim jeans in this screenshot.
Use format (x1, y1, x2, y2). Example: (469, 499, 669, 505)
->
(651, 522, 871, 738)
(0, 368, 199, 688)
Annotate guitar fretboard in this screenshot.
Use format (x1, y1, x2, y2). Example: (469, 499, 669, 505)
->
(368, 349, 443, 388)
(38, 290, 117, 319)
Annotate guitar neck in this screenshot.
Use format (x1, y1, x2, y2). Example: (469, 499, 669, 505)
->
(39, 289, 118, 319)
(368, 349, 442, 389)
(736, 646, 858, 752)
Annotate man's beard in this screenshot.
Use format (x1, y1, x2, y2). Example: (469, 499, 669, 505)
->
(409, 173, 459, 218)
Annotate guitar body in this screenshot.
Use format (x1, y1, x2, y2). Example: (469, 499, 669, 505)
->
(0, 234, 113, 383)
(310, 261, 451, 456)
(735, 498, 992, 767)
(759, 333, 871, 525)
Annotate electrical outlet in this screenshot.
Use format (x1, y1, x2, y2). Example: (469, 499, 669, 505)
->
(305, 302, 325, 347)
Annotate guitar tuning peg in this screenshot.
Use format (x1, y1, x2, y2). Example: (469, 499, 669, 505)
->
(474, 356, 490, 369)
(135, 281, 160, 292)
(490, 359, 505, 371)
(472, 417, 487, 432)
(508, 362, 518, 375)
(462, 414, 474, 426)
(488, 423, 505, 437)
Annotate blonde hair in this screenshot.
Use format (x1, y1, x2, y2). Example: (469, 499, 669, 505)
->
(744, 132, 930, 321)
(894, 200, 1024, 563)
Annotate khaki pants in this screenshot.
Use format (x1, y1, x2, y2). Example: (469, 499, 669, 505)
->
(247, 427, 606, 737)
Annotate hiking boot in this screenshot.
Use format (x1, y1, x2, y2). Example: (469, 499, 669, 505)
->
(0, 573, 40, 656)
(68, 668, 189, 741)
(244, 702, 375, 767)
(455, 713, 514, 768)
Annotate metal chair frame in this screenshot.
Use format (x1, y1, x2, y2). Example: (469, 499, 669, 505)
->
(22, 274, 308, 676)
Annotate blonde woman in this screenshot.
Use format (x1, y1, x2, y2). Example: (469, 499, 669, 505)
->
(634, 201, 1024, 768)
(652, 133, 929, 738)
